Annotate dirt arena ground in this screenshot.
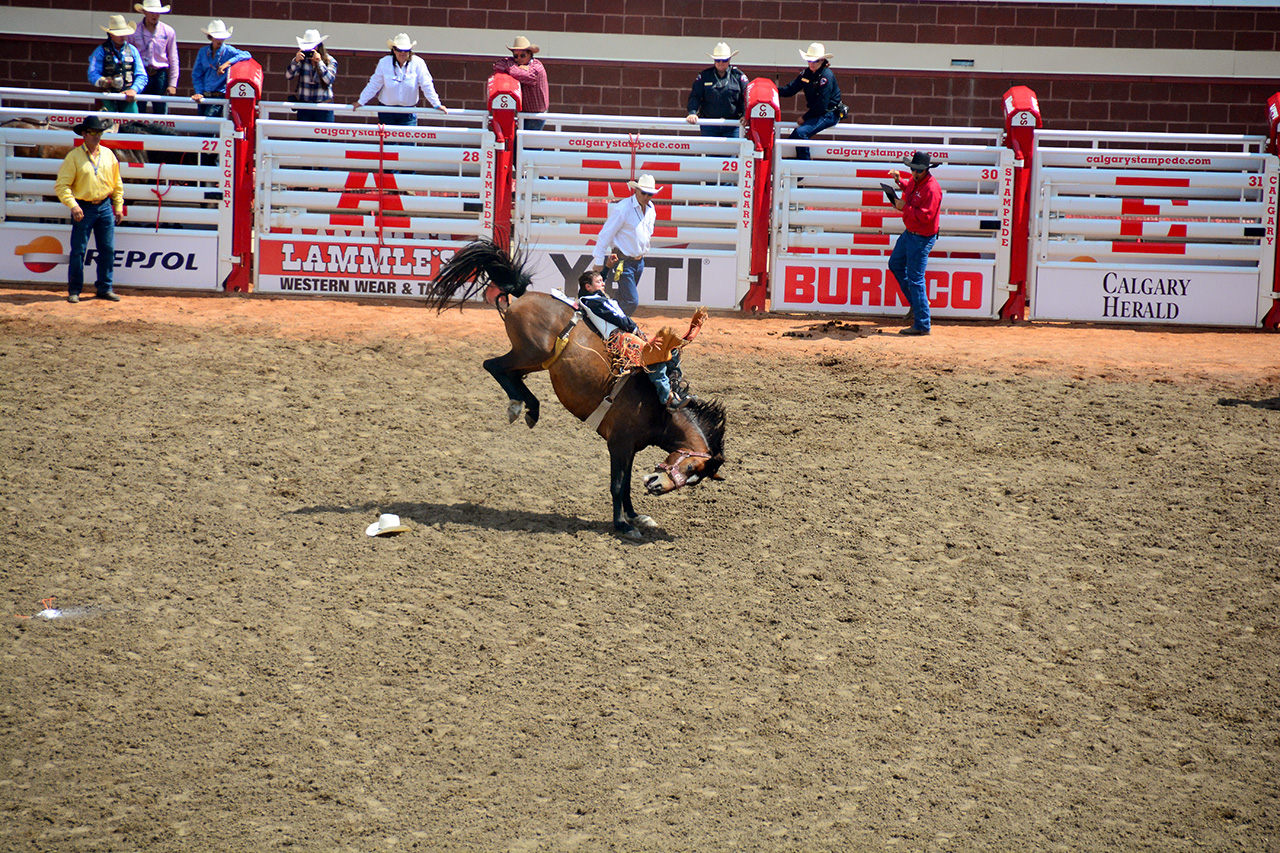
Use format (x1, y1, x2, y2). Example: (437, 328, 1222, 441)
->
(1, 286, 1278, 852)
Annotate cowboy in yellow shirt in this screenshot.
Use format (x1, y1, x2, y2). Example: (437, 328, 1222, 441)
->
(55, 114, 126, 303)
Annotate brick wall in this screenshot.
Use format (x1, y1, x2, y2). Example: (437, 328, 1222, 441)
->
(2, 1, 1276, 136)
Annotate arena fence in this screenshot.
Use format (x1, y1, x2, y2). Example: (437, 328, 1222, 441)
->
(768, 120, 1013, 321)
(3, 69, 1278, 330)
(1025, 129, 1278, 327)
(0, 87, 235, 290)
(512, 113, 756, 310)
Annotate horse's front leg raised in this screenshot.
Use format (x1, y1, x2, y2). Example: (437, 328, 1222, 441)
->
(484, 355, 541, 428)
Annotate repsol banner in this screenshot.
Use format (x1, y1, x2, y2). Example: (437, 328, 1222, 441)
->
(0, 225, 219, 289)
(1032, 266, 1262, 327)
(522, 250, 740, 310)
(256, 239, 458, 298)
(774, 257, 996, 318)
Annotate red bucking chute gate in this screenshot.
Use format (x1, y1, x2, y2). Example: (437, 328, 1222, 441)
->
(225, 60, 262, 293)
(744, 78, 779, 313)
(1000, 85, 1041, 322)
(1264, 92, 1280, 329)
(487, 73, 521, 250)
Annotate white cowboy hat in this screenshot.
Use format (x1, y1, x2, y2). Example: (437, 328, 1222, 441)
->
(387, 33, 416, 51)
(506, 35, 540, 54)
(627, 174, 661, 194)
(708, 42, 738, 60)
(101, 14, 137, 36)
(296, 28, 329, 50)
(365, 513, 410, 537)
(799, 42, 834, 62)
(201, 19, 233, 39)
(133, 0, 171, 13)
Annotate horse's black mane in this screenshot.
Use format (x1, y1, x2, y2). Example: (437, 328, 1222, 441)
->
(684, 397, 727, 463)
(425, 238, 533, 312)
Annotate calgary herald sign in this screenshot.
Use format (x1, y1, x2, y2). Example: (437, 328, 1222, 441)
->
(1032, 266, 1263, 326)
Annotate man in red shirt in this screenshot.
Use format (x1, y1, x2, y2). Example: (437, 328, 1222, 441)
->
(888, 151, 943, 335)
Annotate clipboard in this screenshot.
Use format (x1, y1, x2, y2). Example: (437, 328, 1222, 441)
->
(880, 182, 899, 205)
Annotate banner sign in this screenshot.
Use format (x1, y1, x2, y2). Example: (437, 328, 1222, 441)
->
(0, 225, 220, 289)
(256, 239, 458, 297)
(773, 257, 996, 317)
(1033, 265, 1261, 326)
(522, 250, 739, 310)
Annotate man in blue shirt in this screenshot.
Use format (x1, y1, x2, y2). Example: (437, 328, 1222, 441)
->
(88, 15, 148, 113)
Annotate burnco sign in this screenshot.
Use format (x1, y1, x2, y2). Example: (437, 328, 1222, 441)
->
(774, 258, 995, 317)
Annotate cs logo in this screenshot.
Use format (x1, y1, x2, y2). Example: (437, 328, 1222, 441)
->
(15, 236, 68, 274)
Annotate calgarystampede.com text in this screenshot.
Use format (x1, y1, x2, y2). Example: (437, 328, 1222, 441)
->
(1085, 154, 1212, 166)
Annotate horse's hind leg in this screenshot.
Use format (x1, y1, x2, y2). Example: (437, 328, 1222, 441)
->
(484, 355, 541, 428)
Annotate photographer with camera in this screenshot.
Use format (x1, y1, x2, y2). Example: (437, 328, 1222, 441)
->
(287, 28, 337, 123)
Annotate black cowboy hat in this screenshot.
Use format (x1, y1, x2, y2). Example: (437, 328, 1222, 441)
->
(903, 150, 939, 170)
(72, 115, 113, 135)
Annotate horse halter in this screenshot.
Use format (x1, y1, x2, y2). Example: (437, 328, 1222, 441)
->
(655, 449, 711, 488)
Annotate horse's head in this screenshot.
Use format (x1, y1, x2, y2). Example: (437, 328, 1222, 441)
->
(643, 398, 726, 494)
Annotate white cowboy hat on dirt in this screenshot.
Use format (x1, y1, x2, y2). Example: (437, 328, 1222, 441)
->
(799, 42, 834, 62)
(201, 19, 233, 39)
(365, 513, 410, 536)
(296, 29, 329, 50)
(506, 35, 539, 54)
(387, 33, 417, 51)
(627, 174, 661, 194)
(101, 14, 137, 36)
(134, 0, 171, 13)
(708, 42, 738, 60)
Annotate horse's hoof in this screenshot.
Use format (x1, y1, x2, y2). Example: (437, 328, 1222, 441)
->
(524, 410, 538, 429)
(617, 527, 643, 540)
(507, 401, 524, 424)
(630, 514, 659, 529)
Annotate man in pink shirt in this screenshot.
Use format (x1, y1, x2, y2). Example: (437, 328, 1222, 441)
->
(493, 36, 549, 131)
(888, 151, 943, 336)
(127, 0, 179, 114)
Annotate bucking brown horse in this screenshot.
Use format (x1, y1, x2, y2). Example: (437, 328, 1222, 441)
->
(425, 239, 726, 538)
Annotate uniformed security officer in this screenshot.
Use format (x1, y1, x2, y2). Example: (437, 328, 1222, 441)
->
(685, 42, 749, 138)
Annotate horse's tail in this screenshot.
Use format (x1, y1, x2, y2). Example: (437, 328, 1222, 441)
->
(425, 238, 533, 312)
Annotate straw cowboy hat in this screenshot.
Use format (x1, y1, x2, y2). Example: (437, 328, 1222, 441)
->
(100, 14, 137, 36)
(708, 42, 738, 60)
(387, 33, 416, 51)
(200, 19, 233, 39)
(903, 150, 941, 170)
(506, 35, 540, 54)
(72, 115, 114, 135)
(799, 42, 834, 62)
(296, 28, 329, 50)
(627, 174, 661, 194)
(365, 513, 410, 537)
(133, 0, 171, 13)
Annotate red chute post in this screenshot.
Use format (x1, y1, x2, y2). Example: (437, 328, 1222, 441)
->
(1000, 85, 1041, 322)
(223, 60, 262, 292)
(743, 78, 779, 313)
(1262, 92, 1280, 329)
(487, 74, 521, 250)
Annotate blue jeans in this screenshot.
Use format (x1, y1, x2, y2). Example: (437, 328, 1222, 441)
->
(69, 197, 116, 296)
(197, 100, 223, 118)
(699, 124, 740, 138)
(296, 107, 335, 122)
(612, 256, 643, 316)
(522, 117, 546, 132)
(377, 111, 417, 126)
(646, 348, 683, 403)
(140, 70, 169, 114)
(789, 111, 838, 160)
(888, 230, 938, 332)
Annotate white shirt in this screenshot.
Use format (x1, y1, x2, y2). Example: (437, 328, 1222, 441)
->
(592, 195, 656, 266)
(357, 54, 442, 109)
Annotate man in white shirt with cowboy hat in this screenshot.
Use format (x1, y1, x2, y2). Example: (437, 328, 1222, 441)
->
(591, 174, 660, 317)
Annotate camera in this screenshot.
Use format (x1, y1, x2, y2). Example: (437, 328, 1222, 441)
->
(302, 50, 316, 58)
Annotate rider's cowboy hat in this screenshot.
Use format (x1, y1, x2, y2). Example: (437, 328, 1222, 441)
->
(72, 115, 114, 135)
(100, 14, 137, 36)
(133, 0, 171, 13)
(506, 35, 539, 54)
(200, 19, 234, 39)
(708, 42, 738, 60)
(799, 42, 834, 62)
(387, 33, 416, 51)
(627, 174, 662, 194)
(903, 150, 941, 170)
(296, 28, 329, 50)
(365, 513, 410, 537)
